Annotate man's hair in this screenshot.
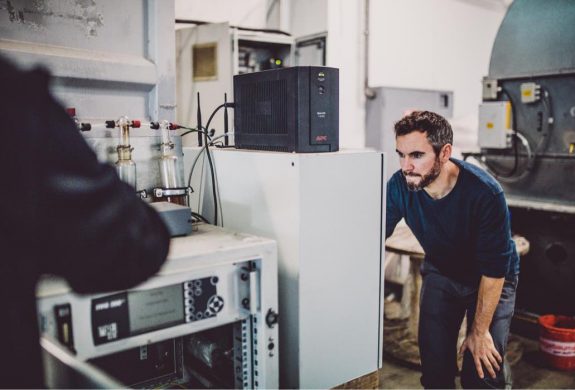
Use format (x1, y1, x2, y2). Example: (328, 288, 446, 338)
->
(394, 111, 453, 155)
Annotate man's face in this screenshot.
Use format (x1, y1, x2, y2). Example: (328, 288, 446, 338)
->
(396, 131, 441, 191)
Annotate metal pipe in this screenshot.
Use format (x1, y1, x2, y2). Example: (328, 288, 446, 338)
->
(364, 0, 376, 99)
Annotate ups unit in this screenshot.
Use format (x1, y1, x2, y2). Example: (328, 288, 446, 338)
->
(233, 66, 339, 152)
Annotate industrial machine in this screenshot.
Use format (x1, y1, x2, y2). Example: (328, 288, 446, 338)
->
(463, 0, 575, 316)
(37, 224, 279, 388)
(233, 66, 339, 152)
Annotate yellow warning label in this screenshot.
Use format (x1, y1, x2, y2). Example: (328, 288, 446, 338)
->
(486, 122, 494, 129)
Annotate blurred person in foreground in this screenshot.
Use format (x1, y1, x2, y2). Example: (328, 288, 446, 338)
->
(0, 55, 170, 388)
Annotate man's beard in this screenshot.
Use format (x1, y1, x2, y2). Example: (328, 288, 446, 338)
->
(402, 157, 442, 191)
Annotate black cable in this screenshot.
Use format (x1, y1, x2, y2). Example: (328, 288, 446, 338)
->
(204, 129, 218, 226)
(197, 92, 203, 147)
(183, 102, 236, 226)
(191, 211, 209, 224)
(481, 83, 556, 182)
(205, 103, 228, 132)
(178, 127, 210, 139)
(203, 103, 232, 226)
(538, 86, 554, 151)
(203, 101, 235, 226)
(224, 93, 229, 146)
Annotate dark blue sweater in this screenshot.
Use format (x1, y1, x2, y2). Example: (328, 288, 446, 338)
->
(386, 158, 519, 286)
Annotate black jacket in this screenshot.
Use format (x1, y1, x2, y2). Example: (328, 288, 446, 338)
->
(0, 57, 170, 388)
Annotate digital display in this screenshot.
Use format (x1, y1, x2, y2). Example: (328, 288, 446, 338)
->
(128, 284, 184, 334)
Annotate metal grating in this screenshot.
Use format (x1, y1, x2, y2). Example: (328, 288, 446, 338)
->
(239, 79, 288, 135)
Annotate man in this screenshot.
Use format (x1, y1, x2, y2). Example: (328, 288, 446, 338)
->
(386, 111, 519, 389)
(0, 56, 170, 387)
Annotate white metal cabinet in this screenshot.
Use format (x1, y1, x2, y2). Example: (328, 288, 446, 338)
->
(184, 148, 386, 388)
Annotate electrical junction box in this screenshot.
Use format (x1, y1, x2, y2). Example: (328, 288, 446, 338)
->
(478, 101, 513, 149)
(520, 82, 541, 103)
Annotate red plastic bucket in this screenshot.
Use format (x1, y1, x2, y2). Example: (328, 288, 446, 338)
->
(538, 314, 575, 371)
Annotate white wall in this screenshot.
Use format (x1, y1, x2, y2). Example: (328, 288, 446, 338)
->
(290, 0, 366, 148)
(369, 0, 508, 154)
(175, 0, 269, 29)
(175, 0, 509, 152)
(290, 0, 327, 38)
(326, 0, 366, 149)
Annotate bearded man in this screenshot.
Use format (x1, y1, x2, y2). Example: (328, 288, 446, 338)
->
(386, 111, 519, 389)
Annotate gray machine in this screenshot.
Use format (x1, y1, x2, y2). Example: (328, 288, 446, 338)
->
(366, 86, 453, 179)
(463, 0, 575, 316)
(37, 224, 279, 388)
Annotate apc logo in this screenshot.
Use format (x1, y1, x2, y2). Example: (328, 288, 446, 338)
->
(315, 135, 328, 142)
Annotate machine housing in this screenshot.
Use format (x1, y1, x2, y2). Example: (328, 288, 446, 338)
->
(37, 224, 279, 388)
(464, 0, 575, 318)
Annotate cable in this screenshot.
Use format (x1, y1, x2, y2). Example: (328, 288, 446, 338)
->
(210, 147, 224, 227)
(536, 86, 554, 153)
(183, 101, 235, 226)
(497, 85, 520, 177)
(482, 131, 534, 183)
(191, 211, 209, 224)
(480, 84, 535, 181)
(210, 132, 235, 144)
(203, 130, 218, 226)
(205, 103, 235, 133)
(178, 126, 211, 140)
(202, 102, 235, 226)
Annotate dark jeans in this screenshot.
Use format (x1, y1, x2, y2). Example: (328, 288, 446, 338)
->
(418, 261, 518, 389)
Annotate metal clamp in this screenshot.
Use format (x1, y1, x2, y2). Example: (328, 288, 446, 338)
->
(153, 186, 192, 198)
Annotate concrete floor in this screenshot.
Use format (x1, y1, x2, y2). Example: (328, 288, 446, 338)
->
(379, 335, 575, 389)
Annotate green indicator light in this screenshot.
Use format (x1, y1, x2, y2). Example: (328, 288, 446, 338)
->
(275, 59, 282, 65)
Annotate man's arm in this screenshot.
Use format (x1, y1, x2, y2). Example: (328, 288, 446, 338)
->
(385, 174, 404, 239)
(461, 188, 515, 378)
(459, 275, 505, 379)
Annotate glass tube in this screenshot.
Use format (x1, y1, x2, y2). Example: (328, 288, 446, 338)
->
(115, 116, 137, 189)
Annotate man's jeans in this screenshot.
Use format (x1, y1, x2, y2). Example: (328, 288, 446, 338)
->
(418, 261, 518, 389)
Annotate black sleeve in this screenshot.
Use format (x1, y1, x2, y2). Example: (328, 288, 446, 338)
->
(474, 192, 514, 278)
(386, 173, 404, 239)
(11, 65, 170, 294)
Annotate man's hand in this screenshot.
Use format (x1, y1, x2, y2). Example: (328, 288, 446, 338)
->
(459, 330, 502, 379)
